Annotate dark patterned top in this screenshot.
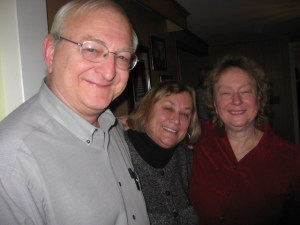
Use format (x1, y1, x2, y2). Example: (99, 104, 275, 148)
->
(125, 131, 198, 225)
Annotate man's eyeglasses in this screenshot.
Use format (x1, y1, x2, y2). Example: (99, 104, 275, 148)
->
(59, 36, 138, 71)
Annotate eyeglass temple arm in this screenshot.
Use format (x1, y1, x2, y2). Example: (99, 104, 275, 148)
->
(59, 36, 82, 47)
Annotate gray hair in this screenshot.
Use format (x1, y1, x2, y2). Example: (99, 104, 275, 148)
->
(50, 0, 138, 51)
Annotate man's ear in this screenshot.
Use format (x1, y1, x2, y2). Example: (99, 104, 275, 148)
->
(43, 34, 56, 74)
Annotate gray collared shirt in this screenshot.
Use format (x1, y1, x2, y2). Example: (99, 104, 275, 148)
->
(0, 83, 149, 225)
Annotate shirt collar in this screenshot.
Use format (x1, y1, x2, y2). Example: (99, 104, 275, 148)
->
(208, 119, 270, 138)
(204, 120, 227, 138)
(37, 83, 116, 143)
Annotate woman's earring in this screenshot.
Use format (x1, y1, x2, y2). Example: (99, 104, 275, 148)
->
(214, 102, 218, 115)
(187, 132, 191, 140)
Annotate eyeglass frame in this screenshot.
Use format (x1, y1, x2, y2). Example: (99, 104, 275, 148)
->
(57, 36, 139, 71)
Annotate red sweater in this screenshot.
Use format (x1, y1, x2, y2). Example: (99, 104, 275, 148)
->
(189, 120, 300, 225)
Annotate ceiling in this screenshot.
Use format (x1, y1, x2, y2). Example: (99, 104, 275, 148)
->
(175, 0, 300, 46)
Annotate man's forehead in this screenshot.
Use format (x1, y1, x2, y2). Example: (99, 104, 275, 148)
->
(64, 6, 129, 31)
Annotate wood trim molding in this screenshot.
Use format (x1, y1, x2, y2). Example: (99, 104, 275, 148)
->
(135, 0, 189, 29)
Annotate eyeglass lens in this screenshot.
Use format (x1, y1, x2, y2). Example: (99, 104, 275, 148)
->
(81, 41, 137, 70)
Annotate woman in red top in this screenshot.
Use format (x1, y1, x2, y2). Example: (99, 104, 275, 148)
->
(189, 55, 300, 225)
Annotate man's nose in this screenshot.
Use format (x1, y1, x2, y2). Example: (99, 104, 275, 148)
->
(95, 53, 117, 81)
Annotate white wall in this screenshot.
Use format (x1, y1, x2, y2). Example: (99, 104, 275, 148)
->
(0, 0, 48, 120)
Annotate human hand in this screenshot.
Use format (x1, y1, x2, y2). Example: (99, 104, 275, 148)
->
(187, 145, 194, 150)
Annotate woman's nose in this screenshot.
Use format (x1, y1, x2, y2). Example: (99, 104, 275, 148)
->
(171, 112, 180, 124)
(232, 93, 242, 105)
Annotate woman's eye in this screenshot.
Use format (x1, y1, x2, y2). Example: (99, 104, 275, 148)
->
(220, 92, 230, 96)
(241, 90, 252, 94)
(181, 113, 190, 118)
(163, 107, 172, 111)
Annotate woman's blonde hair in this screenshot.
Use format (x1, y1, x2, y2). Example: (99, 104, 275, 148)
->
(204, 55, 270, 127)
(128, 81, 201, 145)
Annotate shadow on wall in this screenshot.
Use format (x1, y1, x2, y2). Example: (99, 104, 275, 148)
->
(0, 58, 6, 120)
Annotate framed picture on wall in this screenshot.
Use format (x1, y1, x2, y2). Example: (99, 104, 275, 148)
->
(150, 36, 167, 70)
(160, 75, 174, 82)
(131, 46, 152, 105)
